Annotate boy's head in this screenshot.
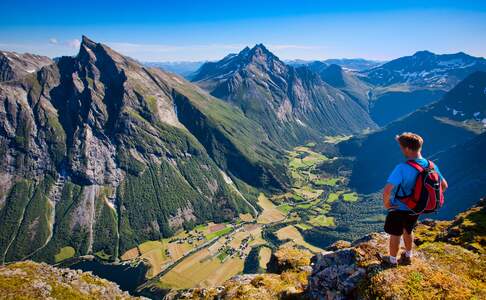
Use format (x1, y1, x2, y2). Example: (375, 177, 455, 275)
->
(395, 132, 423, 158)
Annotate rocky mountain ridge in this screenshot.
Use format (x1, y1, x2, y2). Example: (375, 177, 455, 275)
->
(360, 50, 486, 89)
(0, 50, 53, 82)
(192, 44, 377, 146)
(0, 36, 287, 265)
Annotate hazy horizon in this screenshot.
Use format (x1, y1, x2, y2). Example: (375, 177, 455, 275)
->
(1, 1, 486, 62)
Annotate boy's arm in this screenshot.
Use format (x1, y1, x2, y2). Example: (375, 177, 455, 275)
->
(383, 183, 398, 209)
(384, 165, 401, 209)
(441, 177, 448, 191)
(434, 164, 448, 191)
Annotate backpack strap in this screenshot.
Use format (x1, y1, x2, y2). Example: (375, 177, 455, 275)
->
(406, 160, 425, 172)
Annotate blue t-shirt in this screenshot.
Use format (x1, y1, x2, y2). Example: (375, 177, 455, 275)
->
(387, 158, 443, 211)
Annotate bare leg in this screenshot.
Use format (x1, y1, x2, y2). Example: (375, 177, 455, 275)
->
(389, 234, 401, 257)
(402, 228, 413, 253)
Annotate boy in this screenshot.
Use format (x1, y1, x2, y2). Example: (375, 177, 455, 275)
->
(381, 132, 448, 266)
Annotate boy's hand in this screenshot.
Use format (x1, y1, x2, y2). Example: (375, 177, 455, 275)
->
(383, 183, 398, 210)
(384, 201, 398, 210)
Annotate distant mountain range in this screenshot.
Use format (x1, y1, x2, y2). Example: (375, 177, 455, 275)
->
(286, 58, 384, 71)
(360, 50, 486, 89)
(191, 44, 377, 146)
(144, 58, 383, 79)
(144, 61, 205, 77)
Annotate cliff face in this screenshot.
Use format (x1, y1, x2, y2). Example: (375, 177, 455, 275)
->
(0, 36, 287, 264)
(165, 198, 485, 300)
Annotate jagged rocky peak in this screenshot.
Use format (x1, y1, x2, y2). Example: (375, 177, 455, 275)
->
(192, 43, 377, 146)
(248, 43, 276, 58)
(0, 50, 53, 82)
(77, 35, 139, 69)
(192, 43, 286, 82)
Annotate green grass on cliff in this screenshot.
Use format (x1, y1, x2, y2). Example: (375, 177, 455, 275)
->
(54, 246, 75, 263)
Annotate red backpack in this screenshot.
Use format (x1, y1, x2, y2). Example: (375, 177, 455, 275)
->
(396, 160, 444, 215)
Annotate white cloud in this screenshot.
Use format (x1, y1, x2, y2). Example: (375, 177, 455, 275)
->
(65, 39, 81, 49)
(49, 38, 59, 45)
(266, 44, 326, 50)
(107, 42, 246, 53)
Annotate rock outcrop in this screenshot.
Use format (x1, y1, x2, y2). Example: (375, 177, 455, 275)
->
(308, 199, 486, 299)
(0, 260, 140, 299)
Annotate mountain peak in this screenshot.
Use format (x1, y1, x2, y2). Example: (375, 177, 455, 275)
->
(238, 46, 251, 55)
(412, 50, 435, 57)
(246, 43, 277, 61)
(81, 35, 97, 49)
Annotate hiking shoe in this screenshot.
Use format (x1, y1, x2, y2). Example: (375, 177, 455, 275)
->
(399, 253, 412, 265)
(377, 254, 398, 268)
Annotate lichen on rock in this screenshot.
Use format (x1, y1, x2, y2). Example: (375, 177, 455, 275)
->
(0, 260, 141, 299)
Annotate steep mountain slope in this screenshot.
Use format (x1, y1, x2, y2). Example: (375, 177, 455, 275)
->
(0, 36, 286, 264)
(0, 50, 53, 82)
(369, 88, 446, 126)
(309, 62, 372, 110)
(342, 72, 486, 215)
(192, 45, 377, 146)
(430, 132, 486, 218)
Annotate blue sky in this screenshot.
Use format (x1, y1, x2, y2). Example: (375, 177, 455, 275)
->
(1, 0, 486, 61)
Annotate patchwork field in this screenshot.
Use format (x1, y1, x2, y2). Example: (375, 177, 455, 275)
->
(257, 193, 286, 224)
(120, 222, 229, 278)
(258, 247, 272, 269)
(158, 227, 252, 289)
(275, 225, 322, 253)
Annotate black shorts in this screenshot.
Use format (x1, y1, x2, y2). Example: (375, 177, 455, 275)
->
(384, 210, 419, 236)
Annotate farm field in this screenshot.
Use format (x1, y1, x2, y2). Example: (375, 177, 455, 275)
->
(258, 247, 272, 269)
(256, 193, 286, 224)
(120, 222, 228, 278)
(158, 227, 252, 288)
(54, 246, 75, 263)
(275, 225, 322, 253)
